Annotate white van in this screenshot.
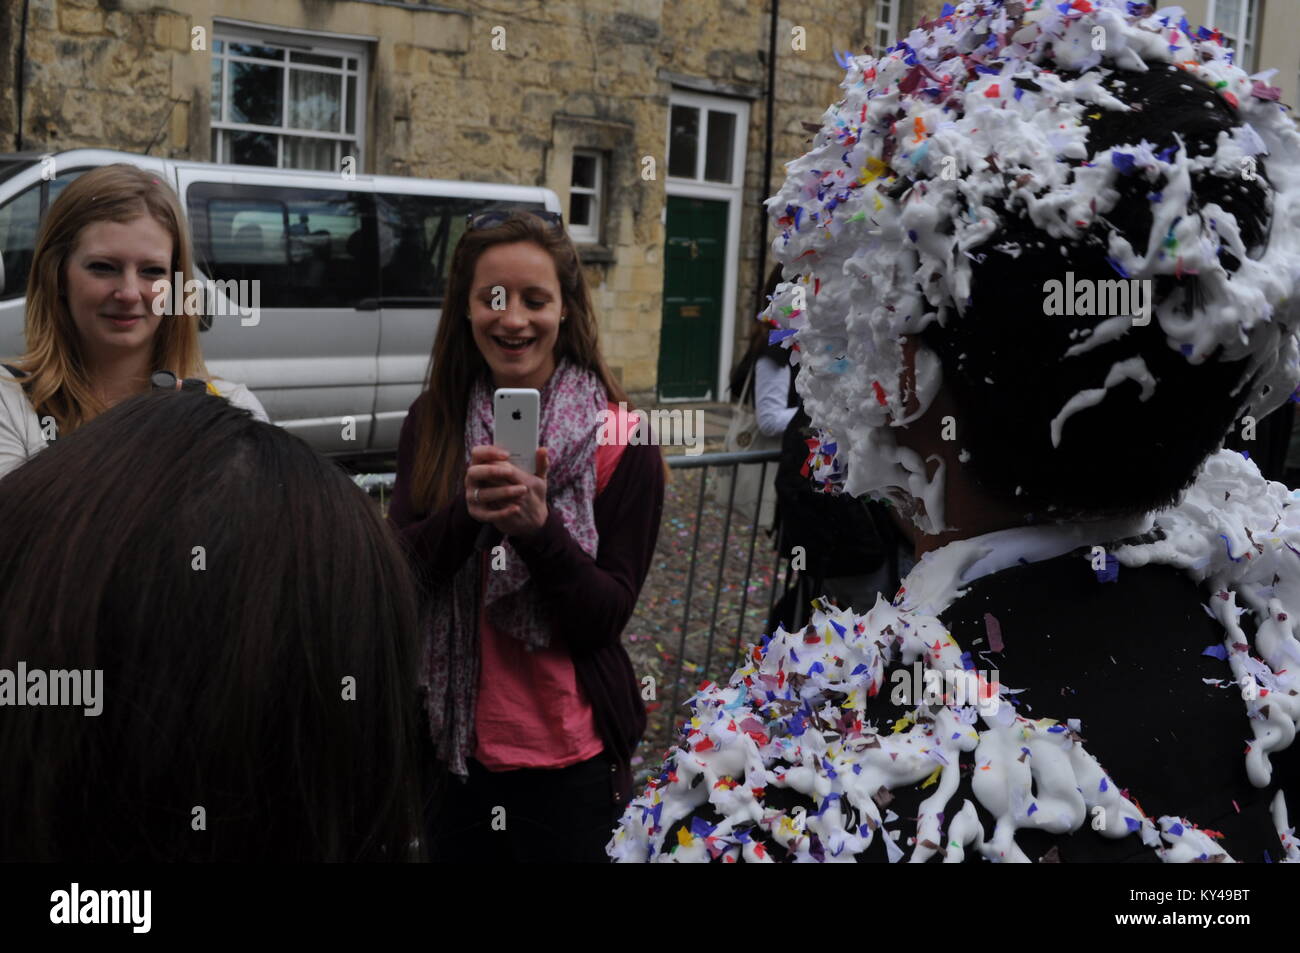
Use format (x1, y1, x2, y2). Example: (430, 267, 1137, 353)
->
(0, 149, 561, 461)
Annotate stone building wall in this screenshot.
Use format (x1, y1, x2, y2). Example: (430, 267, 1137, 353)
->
(0, 0, 944, 400)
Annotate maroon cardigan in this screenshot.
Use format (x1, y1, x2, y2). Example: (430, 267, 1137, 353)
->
(387, 397, 664, 805)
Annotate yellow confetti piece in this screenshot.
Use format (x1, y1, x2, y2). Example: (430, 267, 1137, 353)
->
(1089, 112, 1102, 119)
(921, 766, 943, 788)
(874, 196, 884, 212)
(677, 828, 694, 848)
(892, 716, 914, 734)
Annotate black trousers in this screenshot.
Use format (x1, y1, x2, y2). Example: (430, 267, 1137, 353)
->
(426, 751, 624, 863)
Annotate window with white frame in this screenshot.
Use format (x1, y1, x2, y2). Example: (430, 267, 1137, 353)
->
(211, 26, 367, 173)
(666, 95, 747, 186)
(1208, 0, 1259, 74)
(875, 0, 900, 51)
(568, 151, 603, 245)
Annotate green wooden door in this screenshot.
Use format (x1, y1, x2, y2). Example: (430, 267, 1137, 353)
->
(658, 195, 727, 400)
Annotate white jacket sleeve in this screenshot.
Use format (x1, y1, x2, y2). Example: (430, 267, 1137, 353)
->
(754, 355, 797, 438)
(211, 379, 271, 423)
(0, 376, 45, 479)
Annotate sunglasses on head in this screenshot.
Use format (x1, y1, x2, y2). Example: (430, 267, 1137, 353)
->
(465, 208, 564, 232)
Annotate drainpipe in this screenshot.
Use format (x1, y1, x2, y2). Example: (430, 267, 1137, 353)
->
(754, 0, 779, 317)
(15, 0, 31, 150)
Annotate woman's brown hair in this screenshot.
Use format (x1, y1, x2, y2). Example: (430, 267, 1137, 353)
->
(409, 212, 633, 513)
(3, 163, 208, 435)
(0, 390, 425, 860)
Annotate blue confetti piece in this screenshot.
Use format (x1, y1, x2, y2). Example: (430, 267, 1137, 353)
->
(1057, 2, 1072, 14)
(1128, 1, 1149, 14)
(850, 663, 868, 676)
(1240, 450, 1251, 461)
(1048, 724, 1067, 733)
(652, 801, 664, 825)
(975, 64, 999, 75)
(789, 715, 807, 737)
(907, 229, 918, 243)
(941, 2, 955, 15)
(822, 441, 837, 456)
(1095, 554, 1120, 583)
(1219, 534, 1242, 562)
(1147, 190, 1163, 203)
(829, 619, 846, 637)
(853, 763, 862, 774)
(1125, 817, 1142, 832)
(793, 206, 803, 230)
(1179, 16, 1191, 34)
(1112, 152, 1138, 175)
(808, 661, 825, 675)
(736, 827, 751, 843)
(960, 651, 975, 671)
(1168, 822, 1185, 837)
(1179, 343, 1194, 356)
(1028, 803, 1039, 816)
(1105, 256, 1131, 279)
(1202, 643, 1229, 660)
(790, 648, 800, 663)
(1014, 87, 1025, 101)
(691, 816, 716, 839)
(1100, 777, 1109, 792)
(768, 328, 798, 345)
(1157, 144, 1178, 162)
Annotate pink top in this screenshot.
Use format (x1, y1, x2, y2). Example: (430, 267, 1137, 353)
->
(473, 402, 637, 771)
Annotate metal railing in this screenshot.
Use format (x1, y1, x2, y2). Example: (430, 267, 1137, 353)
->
(662, 448, 785, 719)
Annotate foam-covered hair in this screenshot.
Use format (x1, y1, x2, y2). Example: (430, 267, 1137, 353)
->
(765, 0, 1300, 533)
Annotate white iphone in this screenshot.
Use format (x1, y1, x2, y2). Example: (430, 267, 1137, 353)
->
(493, 388, 540, 475)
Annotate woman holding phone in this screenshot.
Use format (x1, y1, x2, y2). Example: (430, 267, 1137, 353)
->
(389, 209, 665, 863)
(0, 163, 266, 479)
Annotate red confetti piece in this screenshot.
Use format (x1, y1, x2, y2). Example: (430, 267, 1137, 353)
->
(1223, 92, 1239, 109)
(1071, 0, 1093, 11)
(985, 612, 1005, 652)
(693, 737, 715, 752)
(872, 380, 888, 405)
(984, 84, 1000, 98)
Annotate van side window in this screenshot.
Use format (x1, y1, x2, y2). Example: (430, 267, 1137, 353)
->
(374, 195, 543, 304)
(0, 184, 39, 301)
(0, 169, 88, 301)
(187, 183, 378, 309)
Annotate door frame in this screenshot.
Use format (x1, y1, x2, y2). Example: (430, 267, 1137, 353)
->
(663, 90, 749, 402)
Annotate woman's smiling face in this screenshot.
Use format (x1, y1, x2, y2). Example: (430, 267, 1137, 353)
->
(62, 216, 172, 365)
(468, 240, 563, 390)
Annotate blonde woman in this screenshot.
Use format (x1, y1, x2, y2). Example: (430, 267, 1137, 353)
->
(0, 163, 266, 478)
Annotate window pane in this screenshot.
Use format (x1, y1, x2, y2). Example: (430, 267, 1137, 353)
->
(570, 192, 592, 227)
(0, 183, 40, 299)
(290, 51, 344, 68)
(226, 43, 283, 60)
(229, 130, 277, 166)
(230, 61, 283, 126)
(704, 110, 736, 183)
(47, 169, 87, 208)
(212, 39, 223, 53)
(211, 57, 223, 121)
(572, 153, 597, 189)
(282, 136, 336, 172)
(211, 129, 221, 163)
(669, 105, 699, 178)
(190, 183, 378, 308)
(289, 69, 342, 132)
(347, 57, 357, 70)
(345, 75, 357, 134)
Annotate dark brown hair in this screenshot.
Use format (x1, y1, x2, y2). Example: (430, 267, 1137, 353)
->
(409, 212, 631, 513)
(0, 390, 425, 860)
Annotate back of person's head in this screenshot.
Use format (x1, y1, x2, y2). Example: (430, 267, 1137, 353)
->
(919, 65, 1270, 518)
(763, 1, 1300, 531)
(414, 210, 626, 511)
(12, 163, 207, 432)
(0, 390, 423, 861)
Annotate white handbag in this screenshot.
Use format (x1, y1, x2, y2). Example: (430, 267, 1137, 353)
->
(712, 363, 781, 526)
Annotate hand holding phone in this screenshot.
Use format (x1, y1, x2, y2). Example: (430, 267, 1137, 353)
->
(493, 388, 540, 475)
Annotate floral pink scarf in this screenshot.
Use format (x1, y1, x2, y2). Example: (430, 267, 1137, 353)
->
(422, 359, 605, 777)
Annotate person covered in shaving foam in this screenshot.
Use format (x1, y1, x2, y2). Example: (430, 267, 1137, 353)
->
(610, 0, 1300, 863)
